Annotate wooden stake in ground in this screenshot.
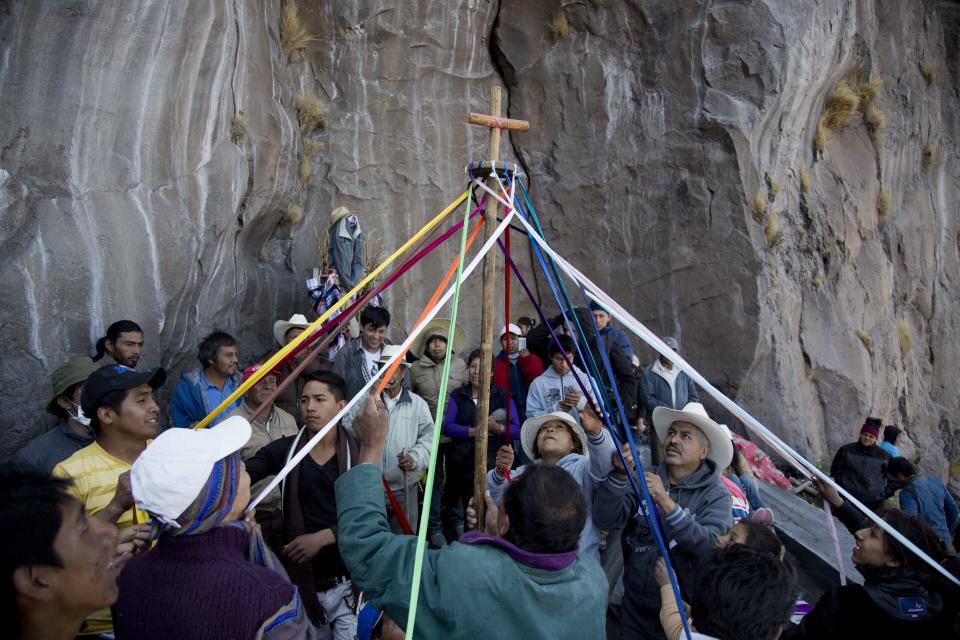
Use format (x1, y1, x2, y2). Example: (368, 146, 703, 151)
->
(466, 86, 529, 524)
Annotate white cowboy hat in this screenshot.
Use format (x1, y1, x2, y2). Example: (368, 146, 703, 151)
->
(410, 318, 466, 358)
(520, 411, 589, 462)
(653, 402, 733, 470)
(375, 344, 410, 367)
(273, 313, 311, 346)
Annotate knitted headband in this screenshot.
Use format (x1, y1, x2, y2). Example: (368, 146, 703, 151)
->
(150, 452, 242, 538)
(860, 422, 880, 438)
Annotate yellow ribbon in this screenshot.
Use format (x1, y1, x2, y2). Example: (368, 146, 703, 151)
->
(192, 189, 469, 430)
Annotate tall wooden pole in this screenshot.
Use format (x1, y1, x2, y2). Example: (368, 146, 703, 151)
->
(472, 86, 502, 526)
(466, 86, 529, 525)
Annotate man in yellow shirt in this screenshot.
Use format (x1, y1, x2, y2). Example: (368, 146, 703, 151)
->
(54, 363, 165, 636)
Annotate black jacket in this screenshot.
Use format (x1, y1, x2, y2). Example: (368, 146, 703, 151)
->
(830, 441, 891, 506)
(784, 499, 959, 639)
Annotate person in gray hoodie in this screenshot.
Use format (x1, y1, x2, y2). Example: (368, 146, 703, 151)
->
(526, 334, 597, 425)
(594, 402, 733, 640)
(487, 406, 615, 561)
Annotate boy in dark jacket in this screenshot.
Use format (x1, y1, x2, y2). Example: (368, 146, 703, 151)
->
(830, 418, 891, 511)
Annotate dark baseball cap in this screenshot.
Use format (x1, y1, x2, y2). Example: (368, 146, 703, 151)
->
(81, 364, 166, 415)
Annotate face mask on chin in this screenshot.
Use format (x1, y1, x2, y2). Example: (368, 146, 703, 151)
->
(69, 401, 92, 427)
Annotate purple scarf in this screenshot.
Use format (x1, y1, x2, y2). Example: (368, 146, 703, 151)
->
(458, 530, 578, 571)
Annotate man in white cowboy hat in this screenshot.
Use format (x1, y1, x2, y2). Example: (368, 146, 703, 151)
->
(327, 206, 365, 291)
(271, 313, 327, 422)
(593, 401, 733, 640)
(408, 318, 467, 547)
(343, 344, 433, 534)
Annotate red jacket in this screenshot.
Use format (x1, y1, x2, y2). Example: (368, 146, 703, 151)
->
(492, 353, 544, 421)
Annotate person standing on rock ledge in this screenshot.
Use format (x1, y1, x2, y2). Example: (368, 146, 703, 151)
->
(829, 417, 891, 512)
(171, 331, 242, 428)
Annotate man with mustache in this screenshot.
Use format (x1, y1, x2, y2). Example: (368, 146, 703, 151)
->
(593, 402, 733, 639)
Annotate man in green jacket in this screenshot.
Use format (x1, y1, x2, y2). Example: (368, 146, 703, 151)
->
(337, 395, 608, 638)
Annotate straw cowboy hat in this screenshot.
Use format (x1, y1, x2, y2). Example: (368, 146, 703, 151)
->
(520, 411, 589, 462)
(410, 318, 466, 358)
(273, 313, 311, 346)
(375, 344, 410, 367)
(652, 402, 733, 470)
(330, 206, 357, 227)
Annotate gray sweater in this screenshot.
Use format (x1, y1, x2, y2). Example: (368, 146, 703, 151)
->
(487, 428, 616, 561)
(593, 460, 732, 640)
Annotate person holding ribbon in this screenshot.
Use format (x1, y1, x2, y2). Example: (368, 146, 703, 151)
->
(114, 416, 318, 638)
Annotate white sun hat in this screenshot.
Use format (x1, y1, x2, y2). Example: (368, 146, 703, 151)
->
(520, 411, 589, 461)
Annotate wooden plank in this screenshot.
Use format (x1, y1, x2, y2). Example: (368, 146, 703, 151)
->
(758, 482, 862, 590)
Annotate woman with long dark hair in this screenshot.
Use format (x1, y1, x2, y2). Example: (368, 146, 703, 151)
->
(785, 479, 960, 638)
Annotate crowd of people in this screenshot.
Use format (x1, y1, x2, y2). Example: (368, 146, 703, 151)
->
(4, 218, 960, 638)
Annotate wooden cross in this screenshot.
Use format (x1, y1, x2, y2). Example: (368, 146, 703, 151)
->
(466, 86, 529, 524)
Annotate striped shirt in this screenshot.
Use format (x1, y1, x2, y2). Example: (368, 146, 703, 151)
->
(54, 441, 149, 635)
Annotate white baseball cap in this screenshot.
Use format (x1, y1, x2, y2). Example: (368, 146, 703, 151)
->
(131, 416, 252, 526)
(499, 323, 522, 338)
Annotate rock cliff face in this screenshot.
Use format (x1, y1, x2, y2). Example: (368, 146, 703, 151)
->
(1, 0, 958, 489)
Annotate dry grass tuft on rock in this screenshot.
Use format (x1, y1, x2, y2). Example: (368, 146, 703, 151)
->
(750, 189, 767, 222)
(230, 114, 248, 144)
(297, 93, 327, 134)
(820, 81, 860, 133)
(765, 210, 780, 247)
(258, 247, 269, 263)
(298, 140, 324, 184)
(920, 61, 936, 85)
(303, 139, 324, 156)
(281, 204, 304, 228)
(298, 156, 312, 184)
(549, 12, 569, 41)
(281, 3, 315, 60)
(877, 188, 891, 223)
(864, 104, 886, 147)
(897, 318, 913, 357)
(799, 166, 811, 193)
(857, 330, 873, 353)
(815, 69, 884, 153)
(767, 179, 782, 202)
(811, 275, 823, 289)
(922, 144, 935, 169)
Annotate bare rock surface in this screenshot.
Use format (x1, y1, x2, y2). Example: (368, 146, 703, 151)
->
(1, 0, 958, 493)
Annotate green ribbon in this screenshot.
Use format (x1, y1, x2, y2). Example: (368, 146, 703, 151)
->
(403, 187, 474, 638)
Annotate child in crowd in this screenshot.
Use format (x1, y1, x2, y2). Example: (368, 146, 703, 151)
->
(715, 518, 783, 554)
(525, 334, 596, 424)
(487, 406, 615, 560)
(656, 544, 797, 640)
(657, 519, 791, 639)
